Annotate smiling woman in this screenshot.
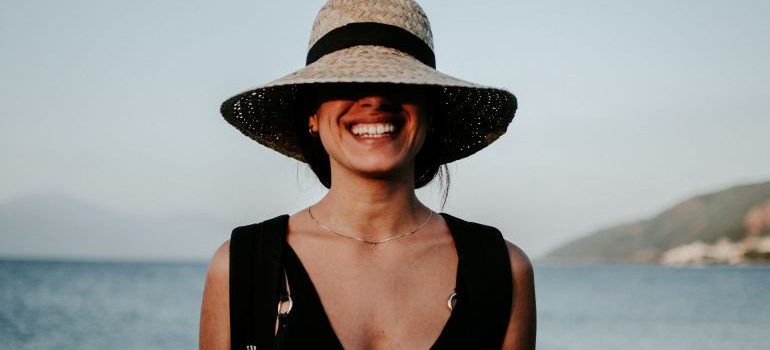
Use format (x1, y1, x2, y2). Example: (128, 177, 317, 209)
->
(200, 1, 535, 349)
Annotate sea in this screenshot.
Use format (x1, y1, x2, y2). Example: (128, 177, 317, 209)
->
(1, 260, 769, 350)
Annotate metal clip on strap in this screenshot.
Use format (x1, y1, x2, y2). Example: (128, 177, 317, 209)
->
(274, 269, 293, 336)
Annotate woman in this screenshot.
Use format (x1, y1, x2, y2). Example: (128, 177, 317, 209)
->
(200, 0, 535, 349)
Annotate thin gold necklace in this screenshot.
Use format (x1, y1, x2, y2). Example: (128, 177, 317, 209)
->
(306, 206, 433, 249)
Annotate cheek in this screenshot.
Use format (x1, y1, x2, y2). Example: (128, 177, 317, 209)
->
(408, 107, 430, 146)
(316, 118, 337, 153)
(316, 101, 351, 132)
(314, 111, 346, 157)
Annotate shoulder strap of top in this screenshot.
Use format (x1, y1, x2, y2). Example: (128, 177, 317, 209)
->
(229, 214, 290, 350)
(441, 213, 513, 349)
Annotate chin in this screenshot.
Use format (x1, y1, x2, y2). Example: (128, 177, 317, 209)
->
(347, 157, 413, 180)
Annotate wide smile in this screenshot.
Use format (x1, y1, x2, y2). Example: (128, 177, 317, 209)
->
(345, 117, 405, 140)
(350, 122, 398, 138)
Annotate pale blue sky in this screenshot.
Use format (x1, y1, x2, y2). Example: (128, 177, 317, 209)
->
(1, 0, 769, 258)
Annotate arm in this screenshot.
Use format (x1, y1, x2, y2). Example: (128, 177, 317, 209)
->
(501, 240, 537, 350)
(199, 240, 231, 350)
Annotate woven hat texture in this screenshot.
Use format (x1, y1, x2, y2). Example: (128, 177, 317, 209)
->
(221, 0, 517, 164)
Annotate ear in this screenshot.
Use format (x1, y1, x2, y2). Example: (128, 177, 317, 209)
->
(308, 114, 319, 135)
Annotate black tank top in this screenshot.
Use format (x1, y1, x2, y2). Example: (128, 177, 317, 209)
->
(229, 213, 512, 350)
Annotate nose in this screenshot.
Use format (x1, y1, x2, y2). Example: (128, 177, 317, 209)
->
(358, 95, 399, 112)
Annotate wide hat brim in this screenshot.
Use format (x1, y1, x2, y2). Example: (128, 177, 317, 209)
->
(220, 45, 517, 165)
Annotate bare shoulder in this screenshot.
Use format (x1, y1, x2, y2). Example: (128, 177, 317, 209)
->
(501, 239, 536, 350)
(199, 240, 231, 350)
(207, 240, 231, 280)
(504, 240, 534, 281)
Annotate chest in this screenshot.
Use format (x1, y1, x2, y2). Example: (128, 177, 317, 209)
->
(285, 239, 458, 349)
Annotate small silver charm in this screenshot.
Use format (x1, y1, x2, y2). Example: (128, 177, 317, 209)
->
(447, 291, 458, 311)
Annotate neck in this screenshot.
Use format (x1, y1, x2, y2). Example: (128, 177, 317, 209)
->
(310, 165, 429, 242)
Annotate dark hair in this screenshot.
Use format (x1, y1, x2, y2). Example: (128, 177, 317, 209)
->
(293, 84, 450, 204)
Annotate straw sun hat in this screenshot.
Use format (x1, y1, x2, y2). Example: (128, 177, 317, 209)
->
(220, 0, 517, 165)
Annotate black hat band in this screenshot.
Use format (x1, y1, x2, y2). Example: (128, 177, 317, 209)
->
(306, 22, 436, 68)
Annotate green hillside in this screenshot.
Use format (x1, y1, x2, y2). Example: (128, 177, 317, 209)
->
(543, 181, 770, 263)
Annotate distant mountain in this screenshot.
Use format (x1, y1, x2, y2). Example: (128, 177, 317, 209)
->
(543, 181, 770, 264)
(0, 193, 232, 261)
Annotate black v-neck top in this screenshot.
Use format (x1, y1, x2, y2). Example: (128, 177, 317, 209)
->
(229, 213, 513, 350)
(278, 216, 474, 349)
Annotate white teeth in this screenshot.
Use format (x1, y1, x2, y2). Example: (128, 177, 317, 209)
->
(351, 123, 396, 136)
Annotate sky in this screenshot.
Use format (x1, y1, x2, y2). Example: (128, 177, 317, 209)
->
(1, 0, 769, 259)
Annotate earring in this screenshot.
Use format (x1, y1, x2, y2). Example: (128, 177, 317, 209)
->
(308, 114, 320, 137)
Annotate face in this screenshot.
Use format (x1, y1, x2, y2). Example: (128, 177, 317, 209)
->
(308, 83, 430, 182)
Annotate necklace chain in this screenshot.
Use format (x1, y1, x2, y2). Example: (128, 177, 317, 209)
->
(306, 206, 433, 248)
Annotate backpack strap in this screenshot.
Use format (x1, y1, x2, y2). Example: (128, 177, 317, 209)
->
(441, 213, 513, 349)
(229, 214, 290, 350)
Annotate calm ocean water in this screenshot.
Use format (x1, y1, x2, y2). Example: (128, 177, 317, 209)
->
(1, 260, 768, 350)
